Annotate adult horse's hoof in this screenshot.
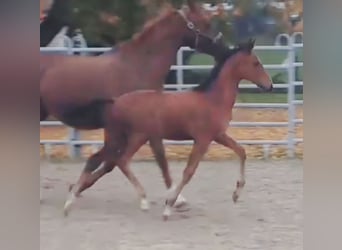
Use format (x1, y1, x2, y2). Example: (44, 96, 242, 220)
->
(140, 198, 150, 211)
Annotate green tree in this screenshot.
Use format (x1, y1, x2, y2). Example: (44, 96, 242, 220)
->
(71, 0, 197, 46)
(71, 0, 147, 46)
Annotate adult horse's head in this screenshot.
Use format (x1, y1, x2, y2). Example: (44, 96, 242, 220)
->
(228, 39, 273, 92)
(178, 0, 224, 52)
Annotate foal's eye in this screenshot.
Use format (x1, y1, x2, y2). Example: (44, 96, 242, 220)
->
(253, 61, 260, 67)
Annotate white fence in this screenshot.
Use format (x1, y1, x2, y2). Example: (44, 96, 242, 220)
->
(40, 38, 303, 159)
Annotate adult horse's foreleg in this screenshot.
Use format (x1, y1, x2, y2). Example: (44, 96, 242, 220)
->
(163, 140, 210, 220)
(149, 138, 187, 207)
(215, 133, 246, 203)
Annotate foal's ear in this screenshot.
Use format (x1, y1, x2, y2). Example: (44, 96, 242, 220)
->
(187, 0, 198, 11)
(240, 38, 256, 53)
(249, 38, 256, 47)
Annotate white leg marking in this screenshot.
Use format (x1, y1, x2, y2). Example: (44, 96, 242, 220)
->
(63, 192, 77, 217)
(140, 198, 150, 211)
(166, 185, 177, 202)
(168, 185, 187, 207)
(163, 185, 179, 220)
(232, 179, 245, 203)
(174, 193, 187, 208)
(162, 204, 172, 221)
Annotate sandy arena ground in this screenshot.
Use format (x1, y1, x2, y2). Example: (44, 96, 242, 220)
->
(40, 159, 303, 250)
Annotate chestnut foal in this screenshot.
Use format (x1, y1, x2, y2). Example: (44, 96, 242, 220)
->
(68, 39, 273, 219)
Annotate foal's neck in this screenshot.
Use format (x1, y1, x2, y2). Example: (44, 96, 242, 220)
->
(206, 63, 240, 109)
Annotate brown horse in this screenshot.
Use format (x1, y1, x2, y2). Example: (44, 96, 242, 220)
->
(41, 1, 226, 211)
(64, 39, 273, 219)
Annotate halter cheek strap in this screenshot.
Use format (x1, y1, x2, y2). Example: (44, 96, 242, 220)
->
(177, 9, 223, 48)
(177, 9, 200, 48)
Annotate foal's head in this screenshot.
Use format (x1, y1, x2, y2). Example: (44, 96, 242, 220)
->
(225, 39, 273, 91)
(178, 0, 224, 51)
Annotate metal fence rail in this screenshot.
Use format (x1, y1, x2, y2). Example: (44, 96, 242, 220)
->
(40, 38, 303, 159)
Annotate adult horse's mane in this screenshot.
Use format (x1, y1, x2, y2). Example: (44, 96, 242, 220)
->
(192, 46, 241, 92)
(120, 6, 177, 48)
(100, 6, 176, 55)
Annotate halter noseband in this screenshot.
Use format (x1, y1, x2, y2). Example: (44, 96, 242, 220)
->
(177, 9, 223, 49)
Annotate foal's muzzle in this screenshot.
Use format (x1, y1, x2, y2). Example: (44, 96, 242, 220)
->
(258, 83, 273, 92)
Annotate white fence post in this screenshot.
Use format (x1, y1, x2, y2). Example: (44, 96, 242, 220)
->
(287, 36, 296, 158)
(176, 48, 184, 91)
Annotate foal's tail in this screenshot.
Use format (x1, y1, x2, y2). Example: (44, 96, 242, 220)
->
(103, 98, 130, 160)
(93, 98, 116, 127)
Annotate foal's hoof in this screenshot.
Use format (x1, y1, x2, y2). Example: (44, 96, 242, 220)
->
(68, 184, 82, 198)
(162, 208, 171, 221)
(63, 203, 71, 217)
(162, 203, 172, 221)
(163, 214, 169, 221)
(68, 184, 74, 192)
(63, 193, 76, 217)
(174, 194, 187, 208)
(232, 191, 239, 203)
(140, 199, 150, 211)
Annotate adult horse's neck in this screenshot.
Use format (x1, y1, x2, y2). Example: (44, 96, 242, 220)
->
(206, 58, 240, 109)
(117, 10, 186, 89)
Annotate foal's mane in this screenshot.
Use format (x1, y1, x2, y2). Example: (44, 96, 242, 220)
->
(192, 47, 242, 92)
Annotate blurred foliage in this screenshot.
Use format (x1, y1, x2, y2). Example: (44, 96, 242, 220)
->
(67, 0, 302, 47)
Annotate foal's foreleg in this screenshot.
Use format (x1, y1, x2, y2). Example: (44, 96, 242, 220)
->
(215, 133, 246, 203)
(163, 141, 209, 220)
(116, 134, 150, 211)
(149, 138, 187, 207)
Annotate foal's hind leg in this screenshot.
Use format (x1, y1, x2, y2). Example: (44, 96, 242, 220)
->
(149, 138, 187, 207)
(64, 130, 124, 216)
(215, 133, 246, 203)
(116, 134, 150, 211)
(68, 147, 105, 196)
(64, 148, 113, 216)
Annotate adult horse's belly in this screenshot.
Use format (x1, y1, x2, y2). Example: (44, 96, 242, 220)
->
(41, 61, 109, 103)
(40, 57, 118, 128)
